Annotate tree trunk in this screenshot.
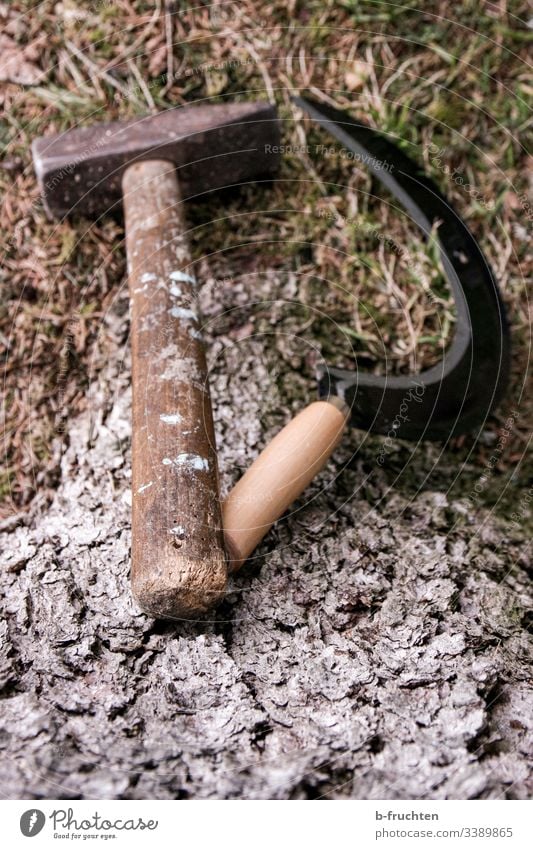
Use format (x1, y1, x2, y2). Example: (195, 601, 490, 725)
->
(1, 286, 531, 800)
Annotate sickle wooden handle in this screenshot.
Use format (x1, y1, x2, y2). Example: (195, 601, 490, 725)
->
(123, 160, 227, 619)
(222, 399, 349, 569)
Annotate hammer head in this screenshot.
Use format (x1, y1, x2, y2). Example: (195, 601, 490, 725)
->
(32, 101, 280, 218)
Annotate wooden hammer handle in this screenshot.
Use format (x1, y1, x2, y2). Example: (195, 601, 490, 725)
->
(123, 160, 227, 618)
(222, 399, 349, 569)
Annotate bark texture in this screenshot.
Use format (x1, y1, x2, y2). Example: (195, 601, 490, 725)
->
(1, 274, 531, 800)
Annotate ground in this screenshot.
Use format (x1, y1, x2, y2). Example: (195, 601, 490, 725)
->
(0, 1, 531, 799)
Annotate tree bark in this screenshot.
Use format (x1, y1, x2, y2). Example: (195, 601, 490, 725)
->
(0, 284, 531, 800)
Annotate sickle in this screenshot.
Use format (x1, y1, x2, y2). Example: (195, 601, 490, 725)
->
(223, 94, 511, 569)
(293, 94, 510, 441)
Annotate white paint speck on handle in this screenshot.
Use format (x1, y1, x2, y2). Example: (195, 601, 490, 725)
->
(162, 454, 209, 472)
(169, 306, 198, 322)
(170, 270, 197, 286)
(137, 481, 153, 493)
(159, 413, 183, 424)
(168, 525, 186, 537)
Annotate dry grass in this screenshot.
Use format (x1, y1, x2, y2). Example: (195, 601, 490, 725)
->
(1, 0, 531, 515)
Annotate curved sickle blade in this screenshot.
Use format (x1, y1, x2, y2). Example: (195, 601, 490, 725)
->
(294, 94, 510, 441)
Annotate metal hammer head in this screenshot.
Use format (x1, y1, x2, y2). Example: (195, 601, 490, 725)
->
(32, 101, 280, 218)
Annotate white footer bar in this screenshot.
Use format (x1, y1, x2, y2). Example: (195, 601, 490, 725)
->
(3, 799, 531, 848)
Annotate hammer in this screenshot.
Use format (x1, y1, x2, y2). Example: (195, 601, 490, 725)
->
(33, 102, 280, 619)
